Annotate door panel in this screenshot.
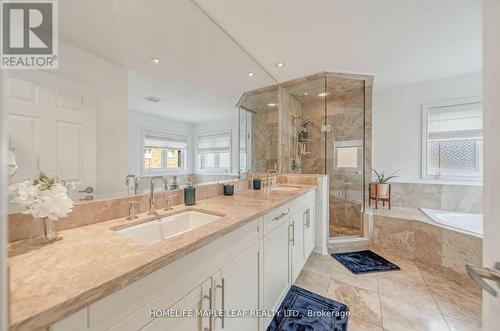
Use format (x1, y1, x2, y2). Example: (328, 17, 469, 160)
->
(143, 279, 211, 331)
(6, 71, 96, 199)
(290, 212, 304, 283)
(483, 0, 500, 328)
(263, 221, 290, 312)
(217, 243, 260, 331)
(304, 202, 316, 257)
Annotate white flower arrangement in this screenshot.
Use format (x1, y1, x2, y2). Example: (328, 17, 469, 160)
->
(9, 172, 74, 220)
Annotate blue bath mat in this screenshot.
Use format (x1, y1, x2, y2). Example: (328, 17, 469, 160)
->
(332, 250, 400, 275)
(267, 285, 349, 331)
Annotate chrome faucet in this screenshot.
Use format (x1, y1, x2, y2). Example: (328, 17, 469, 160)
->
(125, 174, 140, 195)
(149, 176, 168, 215)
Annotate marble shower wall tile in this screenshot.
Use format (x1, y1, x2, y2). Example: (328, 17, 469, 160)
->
(7, 179, 250, 242)
(390, 182, 482, 213)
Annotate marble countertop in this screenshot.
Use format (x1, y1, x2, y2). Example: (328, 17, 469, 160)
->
(8, 184, 316, 331)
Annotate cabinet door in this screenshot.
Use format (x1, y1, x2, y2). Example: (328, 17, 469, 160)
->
(290, 211, 305, 283)
(263, 220, 290, 313)
(142, 279, 211, 331)
(214, 243, 260, 331)
(304, 202, 315, 257)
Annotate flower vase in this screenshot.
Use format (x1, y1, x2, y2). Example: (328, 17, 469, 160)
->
(30, 217, 57, 245)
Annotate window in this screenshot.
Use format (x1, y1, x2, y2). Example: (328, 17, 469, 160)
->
(197, 131, 231, 173)
(142, 130, 187, 175)
(422, 97, 483, 181)
(239, 110, 252, 173)
(334, 140, 362, 170)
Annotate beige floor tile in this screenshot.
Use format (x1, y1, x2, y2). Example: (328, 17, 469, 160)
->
(303, 253, 337, 277)
(445, 316, 482, 331)
(380, 296, 449, 331)
(326, 280, 383, 326)
(377, 274, 438, 310)
(330, 259, 379, 292)
(294, 269, 331, 296)
(419, 267, 482, 326)
(348, 317, 384, 331)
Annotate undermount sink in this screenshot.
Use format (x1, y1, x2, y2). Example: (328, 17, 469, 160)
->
(116, 211, 222, 245)
(270, 186, 301, 192)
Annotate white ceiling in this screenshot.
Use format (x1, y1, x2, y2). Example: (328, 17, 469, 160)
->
(59, 0, 275, 123)
(194, 0, 482, 89)
(59, 0, 482, 122)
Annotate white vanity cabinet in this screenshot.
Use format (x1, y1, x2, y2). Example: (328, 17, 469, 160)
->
(290, 191, 316, 283)
(142, 279, 212, 331)
(263, 218, 291, 312)
(214, 242, 260, 331)
(48, 190, 317, 331)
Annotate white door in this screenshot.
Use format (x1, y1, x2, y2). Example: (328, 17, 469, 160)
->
(143, 278, 212, 331)
(215, 243, 260, 331)
(6, 71, 97, 200)
(263, 221, 290, 319)
(482, 1, 500, 329)
(290, 211, 304, 283)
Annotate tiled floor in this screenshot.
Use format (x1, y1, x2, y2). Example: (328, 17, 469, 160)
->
(294, 251, 482, 331)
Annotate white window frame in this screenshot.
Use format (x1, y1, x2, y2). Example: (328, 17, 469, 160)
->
(421, 96, 483, 182)
(197, 130, 232, 174)
(141, 127, 188, 176)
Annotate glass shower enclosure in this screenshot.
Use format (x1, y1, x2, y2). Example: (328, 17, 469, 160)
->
(238, 72, 372, 240)
(280, 73, 371, 239)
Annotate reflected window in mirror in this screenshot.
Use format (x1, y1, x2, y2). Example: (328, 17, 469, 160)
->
(334, 139, 363, 171)
(142, 129, 188, 175)
(197, 131, 232, 173)
(239, 109, 253, 173)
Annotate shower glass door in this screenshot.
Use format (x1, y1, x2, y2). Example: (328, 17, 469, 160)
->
(325, 76, 366, 238)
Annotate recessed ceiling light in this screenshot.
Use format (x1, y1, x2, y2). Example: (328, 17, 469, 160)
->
(145, 96, 162, 103)
(275, 62, 285, 68)
(317, 92, 330, 97)
(303, 92, 309, 96)
(247, 72, 255, 77)
(150, 57, 161, 64)
(267, 103, 277, 107)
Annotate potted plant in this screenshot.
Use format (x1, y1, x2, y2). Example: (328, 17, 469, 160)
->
(9, 172, 73, 245)
(371, 169, 399, 198)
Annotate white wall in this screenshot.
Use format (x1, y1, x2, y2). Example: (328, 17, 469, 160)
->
(57, 43, 129, 198)
(373, 71, 483, 183)
(128, 110, 195, 176)
(483, 0, 500, 328)
(193, 114, 240, 175)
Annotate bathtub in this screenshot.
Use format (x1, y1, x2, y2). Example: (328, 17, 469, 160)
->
(420, 208, 483, 237)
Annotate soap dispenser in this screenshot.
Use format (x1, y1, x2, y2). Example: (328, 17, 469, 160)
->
(184, 176, 196, 206)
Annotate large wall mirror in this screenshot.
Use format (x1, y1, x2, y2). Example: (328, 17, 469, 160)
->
(5, 0, 276, 208)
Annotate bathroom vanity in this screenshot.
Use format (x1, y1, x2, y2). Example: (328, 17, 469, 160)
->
(9, 186, 317, 331)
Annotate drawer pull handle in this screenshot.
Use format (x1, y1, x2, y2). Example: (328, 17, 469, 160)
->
(215, 278, 225, 328)
(272, 210, 289, 222)
(202, 290, 212, 331)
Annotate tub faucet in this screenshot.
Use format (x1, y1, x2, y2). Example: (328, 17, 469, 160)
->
(149, 176, 168, 215)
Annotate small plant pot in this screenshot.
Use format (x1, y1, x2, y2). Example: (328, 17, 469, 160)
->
(370, 183, 390, 198)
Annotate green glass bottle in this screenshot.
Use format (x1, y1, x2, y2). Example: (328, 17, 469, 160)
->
(184, 176, 196, 206)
